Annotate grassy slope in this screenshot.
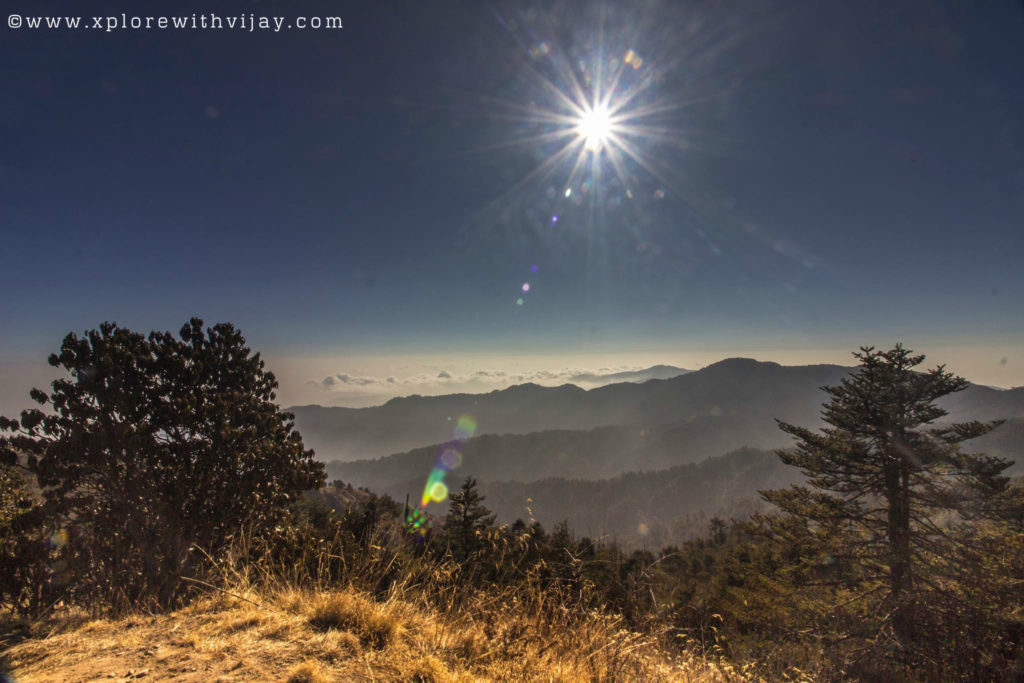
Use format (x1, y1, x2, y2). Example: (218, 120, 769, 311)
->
(2, 585, 733, 682)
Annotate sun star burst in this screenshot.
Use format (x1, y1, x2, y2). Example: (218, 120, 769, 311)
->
(471, 42, 684, 210)
(577, 106, 613, 152)
(455, 23, 699, 230)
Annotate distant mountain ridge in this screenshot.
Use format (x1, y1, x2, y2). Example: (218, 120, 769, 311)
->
(327, 416, 784, 491)
(296, 358, 1024, 466)
(566, 364, 689, 384)
(325, 410, 1023, 495)
(293, 358, 851, 461)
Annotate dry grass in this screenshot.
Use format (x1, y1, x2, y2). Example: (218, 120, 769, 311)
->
(1, 582, 738, 681)
(308, 592, 401, 649)
(287, 660, 330, 682)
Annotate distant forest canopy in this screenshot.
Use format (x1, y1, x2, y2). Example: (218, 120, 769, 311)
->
(323, 447, 802, 549)
(324, 427, 1022, 550)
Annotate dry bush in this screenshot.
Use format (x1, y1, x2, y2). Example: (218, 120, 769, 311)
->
(402, 653, 452, 682)
(307, 591, 401, 649)
(286, 660, 329, 683)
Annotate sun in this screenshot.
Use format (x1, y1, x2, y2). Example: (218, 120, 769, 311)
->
(458, 34, 687, 215)
(576, 106, 613, 151)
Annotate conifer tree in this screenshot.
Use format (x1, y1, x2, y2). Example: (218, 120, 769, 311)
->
(762, 344, 1010, 662)
(443, 476, 496, 562)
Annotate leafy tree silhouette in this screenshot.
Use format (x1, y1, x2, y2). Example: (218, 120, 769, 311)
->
(0, 319, 324, 609)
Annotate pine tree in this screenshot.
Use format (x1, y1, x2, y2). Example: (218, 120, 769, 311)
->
(762, 344, 1011, 665)
(443, 477, 495, 562)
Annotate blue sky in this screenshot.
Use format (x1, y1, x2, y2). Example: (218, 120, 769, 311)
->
(2, 0, 1023, 411)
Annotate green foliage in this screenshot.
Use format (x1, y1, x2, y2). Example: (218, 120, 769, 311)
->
(0, 319, 324, 610)
(0, 460, 32, 571)
(0, 459, 52, 613)
(760, 344, 1019, 677)
(443, 477, 497, 562)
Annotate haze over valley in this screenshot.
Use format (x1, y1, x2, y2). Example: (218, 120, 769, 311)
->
(292, 357, 1024, 546)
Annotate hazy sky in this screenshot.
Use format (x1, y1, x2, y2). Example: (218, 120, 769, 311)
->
(2, 0, 1023, 414)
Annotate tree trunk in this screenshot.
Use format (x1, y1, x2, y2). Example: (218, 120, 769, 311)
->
(885, 457, 914, 646)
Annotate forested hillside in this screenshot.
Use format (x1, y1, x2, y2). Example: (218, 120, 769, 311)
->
(333, 448, 802, 548)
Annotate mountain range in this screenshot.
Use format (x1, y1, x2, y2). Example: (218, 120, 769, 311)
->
(565, 364, 690, 384)
(296, 358, 1024, 466)
(295, 358, 1024, 540)
(294, 358, 850, 462)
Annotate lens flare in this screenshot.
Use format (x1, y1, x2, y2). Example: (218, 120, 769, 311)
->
(406, 506, 430, 538)
(455, 415, 477, 440)
(440, 448, 462, 469)
(429, 481, 448, 502)
(417, 415, 476, 509)
(421, 467, 447, 506)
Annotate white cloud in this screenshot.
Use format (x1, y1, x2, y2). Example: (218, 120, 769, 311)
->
(318, 373, 382, 388)
(335, 373, 377, 386)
